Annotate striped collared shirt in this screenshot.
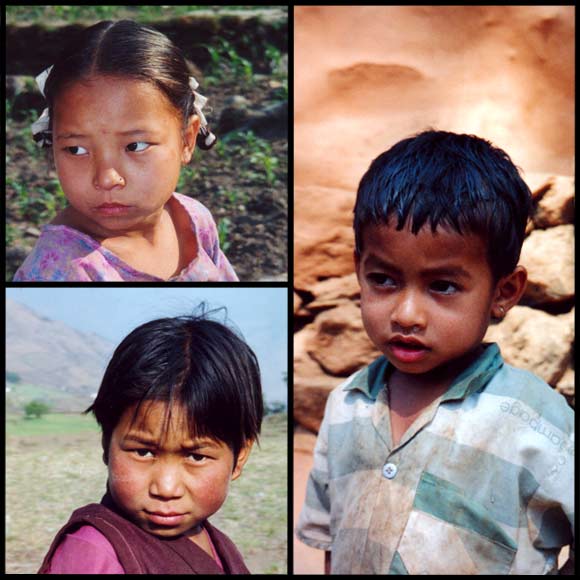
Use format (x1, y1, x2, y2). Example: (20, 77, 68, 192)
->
(296, 343, 574, 574)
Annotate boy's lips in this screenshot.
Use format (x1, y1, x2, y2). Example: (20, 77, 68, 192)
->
(145, 510, 188, 526)
(387, 335, 430, 363)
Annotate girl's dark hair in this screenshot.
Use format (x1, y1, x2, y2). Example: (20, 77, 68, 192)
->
(86, 305, 263, 465)
(41, 19, 215, 150)
(353, 130, 533, 282)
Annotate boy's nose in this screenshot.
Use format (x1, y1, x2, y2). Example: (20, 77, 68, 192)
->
(149, 466, 185, 500)
(391, 290, 426, 332)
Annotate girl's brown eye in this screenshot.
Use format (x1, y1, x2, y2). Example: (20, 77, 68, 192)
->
(127, 142, 150, 152)
(65, 146, 88, 156)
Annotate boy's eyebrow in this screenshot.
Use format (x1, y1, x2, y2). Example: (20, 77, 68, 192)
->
(56, 129, 157, 140)
(123, 433, 219, 450)
(365, 254, 472, 279)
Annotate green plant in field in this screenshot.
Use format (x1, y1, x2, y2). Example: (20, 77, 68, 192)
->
(217, 217, 232, 252)
(24, 400, 50, 419)
(207, 39, 253, 84)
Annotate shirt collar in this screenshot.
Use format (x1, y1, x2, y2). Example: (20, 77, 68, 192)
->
(343, 342, 503, 402)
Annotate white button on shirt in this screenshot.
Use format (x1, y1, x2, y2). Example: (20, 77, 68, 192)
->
(383, 463, 398, 479)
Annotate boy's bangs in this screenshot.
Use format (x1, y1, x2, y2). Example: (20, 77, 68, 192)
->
(127, 395, 222, 450)
(127, 339, 260, 460)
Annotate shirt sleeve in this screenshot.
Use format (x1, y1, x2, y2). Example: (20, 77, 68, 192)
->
(526, 431, 575, 553)
(209, 237, 239, 281)
(46, 525, 125, 574)
(175, 193, 239, 282)
(295, 399, 333, 551)
(12, 228, 103, 282)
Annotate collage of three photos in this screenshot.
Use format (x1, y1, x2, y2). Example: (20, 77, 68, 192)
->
(5, 5, 574, 576)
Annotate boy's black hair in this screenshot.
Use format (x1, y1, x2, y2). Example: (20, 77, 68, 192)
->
(86, 304, 263, 465)
(353, 130, 533, 281)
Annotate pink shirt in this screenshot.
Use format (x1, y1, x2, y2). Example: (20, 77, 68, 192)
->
(13, 193, 238, 282)
(46, 524, 224, 574)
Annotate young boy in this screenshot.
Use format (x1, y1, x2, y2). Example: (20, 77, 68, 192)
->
(296, 130, 574, 574)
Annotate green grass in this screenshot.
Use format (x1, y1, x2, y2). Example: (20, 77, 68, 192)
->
(6, 412, 99, 437)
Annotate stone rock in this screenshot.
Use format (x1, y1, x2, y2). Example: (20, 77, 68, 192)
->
(294, 380, 339, 433)
(533, 176, 575, 228)
(248, 101, 288, 140)
(294, 323, 343, 431)
(219, 99, 288, 140)
(306, 301, 380, 376)
(295, 6, 574, 192)
(525, 173, 575, 228)
(307, 273, 360, 312)
(294, 185, 356, 290)
(294, 291, 303, 314)
(520, 225, 574, 304)
(484, 305, 573, 386)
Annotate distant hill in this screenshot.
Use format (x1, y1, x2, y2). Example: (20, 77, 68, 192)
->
(6, 299, 115, 413)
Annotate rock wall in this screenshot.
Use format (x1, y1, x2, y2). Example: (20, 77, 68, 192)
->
(294, 6, 575, 434)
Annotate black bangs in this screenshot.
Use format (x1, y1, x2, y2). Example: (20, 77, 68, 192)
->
(86, 305, 263, 464)
(353, 130, 533, 281)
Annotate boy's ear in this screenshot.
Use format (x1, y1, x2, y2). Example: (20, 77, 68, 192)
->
(491, 265, 528, 319)
(231, 440, 254, 481)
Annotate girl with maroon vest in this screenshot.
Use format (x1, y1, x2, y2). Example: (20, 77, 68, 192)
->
(39, 306, 263, 574)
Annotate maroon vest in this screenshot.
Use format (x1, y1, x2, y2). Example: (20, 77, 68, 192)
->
(38, 493, 250, 574)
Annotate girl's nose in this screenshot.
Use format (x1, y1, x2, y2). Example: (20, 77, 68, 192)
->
(391, 289, 426, 332)
(149, 465, 185, 500)
(94, 167, 126, 191)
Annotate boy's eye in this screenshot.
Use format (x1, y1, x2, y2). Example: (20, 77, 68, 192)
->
(134, 449, 154, 458)
(367, 273, 396, 287)
(65, 145, 88, 156)
(126, 141, 150, 152)
(188, 453, 209, 463)
(431, 280, 459, 295)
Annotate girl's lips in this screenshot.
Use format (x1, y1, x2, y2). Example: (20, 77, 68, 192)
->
(94, 203, 131, 216)
(145, 511, 187, 526)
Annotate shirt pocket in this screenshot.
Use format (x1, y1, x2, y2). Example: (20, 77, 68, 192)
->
(392, 471, 517, 575)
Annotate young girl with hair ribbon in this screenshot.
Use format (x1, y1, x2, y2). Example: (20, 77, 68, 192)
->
(15, 20, 237, 282)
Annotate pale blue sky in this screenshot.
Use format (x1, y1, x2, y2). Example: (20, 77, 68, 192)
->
(6, 287, 288, 403)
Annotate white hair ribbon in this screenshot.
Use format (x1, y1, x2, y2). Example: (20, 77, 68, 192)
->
(189, 76, 216, 149)
(31, 65, 54, 147)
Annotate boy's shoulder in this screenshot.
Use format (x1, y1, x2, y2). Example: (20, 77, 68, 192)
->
(42, 524, 124, 574)
(323, 348, 573, 437)
(487, 361, 574, 435)
(39, 499, 248, 574)
(323, 355, 388, 419)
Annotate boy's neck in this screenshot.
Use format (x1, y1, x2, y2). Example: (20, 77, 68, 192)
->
(386, 345, 484, 448)
(388, 344, 485, 394)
